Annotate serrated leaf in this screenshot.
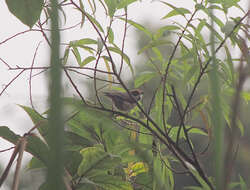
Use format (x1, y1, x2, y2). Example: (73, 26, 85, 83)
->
(6, 0, 43, 28)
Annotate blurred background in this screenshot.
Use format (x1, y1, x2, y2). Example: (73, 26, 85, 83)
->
(0, 0, 249, 189)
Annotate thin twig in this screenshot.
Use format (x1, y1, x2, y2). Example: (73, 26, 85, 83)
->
(67, 68, 120, 84)
(0, 141, 20, 187)
(0, 29, 40, 45)
(12, 137, 27, 190)
(0, 57, 12, 69)
(29, 41, 42, 110)
(63, 68, 86, 103)
(0, 69, 25, 96)
(38, 21, 51, 47)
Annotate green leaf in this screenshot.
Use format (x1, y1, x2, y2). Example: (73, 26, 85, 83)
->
(19, 105, 49, 140)
(25, 135, 50, 165)
(62, 46, 70, 65)
(78, 45, 96, 54)
(185, 186, 204, 190)
(183, 65, 199, 84)
(160, 2, 191, 18)
(65, 131, 93, 148)
(97, 38, 104, 53)
(162, 8, 191, 19)
(155, 25, 180, 38)
(185, 162, 211, 190)
(0, 126, 20, 144)
(153, 156, 173, 189)
(0, 126, 49, 165)
(117, 0, 137, 9)
(241, 91, 250, 102)
(121, 19, 153, 38)
(78, 146, 121, 176)
(187, 127, 208, 136)
(152, 47, 164, 62)
(135, 71, 156, 88)
(73, 38, 98, 46)
(221, 21, 236, 35)
(201, 7, 224, 29)
(79, 0, 85, 28)
(5, 0, 43, 28)
(224, 46, 235, 84)
(107, 46, 134, 75)
(85, 12, 104, 33)
(205, 23, 223, 41)
(135, 173, 152, 190)
(107, 27, 114, 43)
(239, 175, 247, 190)
(82, 174, 133, 190)
(138, 40, 173, 55)
(102, 56, 113, 83)
(65, 98, 122, 150)
(26, 157, 45, 170)
(154, 86, 163, 126)
(104, 0, 117, 17)
(72, 47, 82, 66)
(81, 56, 96, 67)
(196, 19, 207, 34)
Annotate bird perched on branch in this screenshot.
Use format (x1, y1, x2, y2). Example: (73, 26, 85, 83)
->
(104, 89, 143, 111)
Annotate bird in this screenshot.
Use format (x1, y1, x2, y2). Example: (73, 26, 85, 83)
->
(103, 89, 143, 111)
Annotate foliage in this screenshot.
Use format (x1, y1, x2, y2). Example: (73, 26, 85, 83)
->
(1, 0, 250, 190)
